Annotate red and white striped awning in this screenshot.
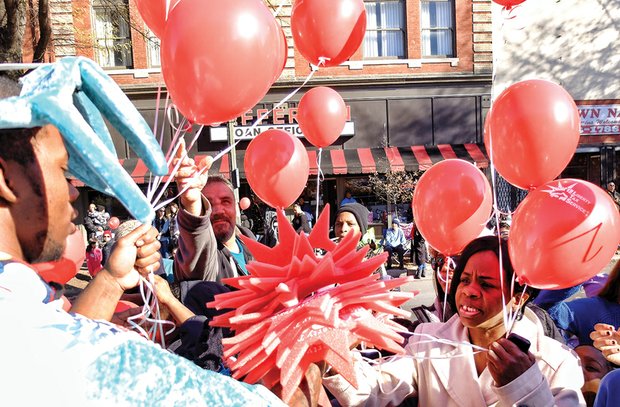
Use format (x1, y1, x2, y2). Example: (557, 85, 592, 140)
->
(71, 143, 488, 186)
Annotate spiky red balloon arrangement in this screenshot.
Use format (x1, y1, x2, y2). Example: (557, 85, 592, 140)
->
(208, 204, 416, 403)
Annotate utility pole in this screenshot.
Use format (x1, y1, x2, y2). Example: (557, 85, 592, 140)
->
(227, 120, 241, 224)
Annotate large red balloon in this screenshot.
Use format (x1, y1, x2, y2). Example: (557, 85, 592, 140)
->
(412, 160, 493, 256)
(161, 0, 283, 125)
(245, 129, 309, 209)
(291, 0, 367, 67)
(33, 228, 86, 284)
(274, 25, 288, 83)
(297, 87, 347, 148)
(485, 79, 580, 190)
(509, 179, 620, 289)
(135, 0, 180, 39)
(492, 0, 526, 9)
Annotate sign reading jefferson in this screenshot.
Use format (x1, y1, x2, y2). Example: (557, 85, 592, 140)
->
(210, 106, 355, 141)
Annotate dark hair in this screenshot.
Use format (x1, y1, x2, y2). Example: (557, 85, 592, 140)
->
(597, 260, 620, 303)
(0, 77, 39, 168)
(448, 236, 538, 315)
(206, 174, 234, 192)
(431, 253, 460, 300)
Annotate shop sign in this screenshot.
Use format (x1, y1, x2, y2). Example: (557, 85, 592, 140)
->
(210, 106, 354, 141)
(578, 104, 620, 135)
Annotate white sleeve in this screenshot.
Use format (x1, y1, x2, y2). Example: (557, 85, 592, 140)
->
(494, 354, 585, 407)
(322, 351, 418, 407)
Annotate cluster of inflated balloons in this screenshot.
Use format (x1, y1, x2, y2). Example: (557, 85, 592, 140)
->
(135, 0, 364, 210)
(485, 79, 620, 289)
(413, 79, 619, 290)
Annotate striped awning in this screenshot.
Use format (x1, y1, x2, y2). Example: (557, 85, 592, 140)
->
(71, 143, 488, 186)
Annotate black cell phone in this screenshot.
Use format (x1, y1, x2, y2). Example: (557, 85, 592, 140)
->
(507, 333, 531, 353)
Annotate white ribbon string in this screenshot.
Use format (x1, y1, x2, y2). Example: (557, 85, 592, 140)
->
(315, 147, 325, 222)
(152, 59, 326, 212)
(146, 84, 165, 199)
(126, 274, 176, 348)
(150, 128, 203, 209)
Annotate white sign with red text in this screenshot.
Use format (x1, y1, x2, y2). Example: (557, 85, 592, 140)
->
(578, 104, 620, 135)
(210, 122, 355, 141)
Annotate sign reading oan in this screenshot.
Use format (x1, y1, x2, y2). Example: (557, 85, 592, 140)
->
(578, 104, 620, 135)
(210, 106, 355, 141)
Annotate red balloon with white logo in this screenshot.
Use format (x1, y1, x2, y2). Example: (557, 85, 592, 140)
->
(291, 0, 366, 67)
(34, 228, 86, 284)
(297, 87, 347, 148)
(245, 129, 309, 209)
(509, 179, 620, 289)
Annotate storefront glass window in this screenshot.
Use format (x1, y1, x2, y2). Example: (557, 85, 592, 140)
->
(421, 0, 455, 57)
(363, 0, 406, 58)
(91, 0, 133, 68)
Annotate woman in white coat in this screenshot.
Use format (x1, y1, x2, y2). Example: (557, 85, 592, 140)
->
(323, 236, 585, 406)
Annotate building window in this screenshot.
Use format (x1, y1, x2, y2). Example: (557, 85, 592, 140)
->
(363, 0, 406, 58)
(146, 31, 161, 67)
(421, 0, 454, 57)
(92, 0, 133, 68)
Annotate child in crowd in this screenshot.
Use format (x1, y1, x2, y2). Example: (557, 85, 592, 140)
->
(86, 238, 103, 277)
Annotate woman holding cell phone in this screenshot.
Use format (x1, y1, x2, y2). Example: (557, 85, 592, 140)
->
(323, 236, 585, 406)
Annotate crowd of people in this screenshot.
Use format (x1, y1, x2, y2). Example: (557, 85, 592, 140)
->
(2, 72, 620, 406)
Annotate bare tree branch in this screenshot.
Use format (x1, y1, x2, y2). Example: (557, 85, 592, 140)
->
(32, 0, 50, 62)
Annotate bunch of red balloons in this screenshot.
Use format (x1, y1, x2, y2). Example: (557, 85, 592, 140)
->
(136, 0, 367, 126)
(484, 79, 620, 288)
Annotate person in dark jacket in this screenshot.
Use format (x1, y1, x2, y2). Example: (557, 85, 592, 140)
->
(173, 145, 255, 283)
(292, 204, 311, 234)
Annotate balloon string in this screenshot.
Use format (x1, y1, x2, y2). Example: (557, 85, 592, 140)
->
(315, 147, 324, 222)
(151, 128, 203, 210)
(146, 84, 164, 199)
(439, 256, 456, 322)
(272, 0, 288, 17)
(126, 274, 176, 346)
(154, 61, 325, 212)
(147, 102, 188, 202)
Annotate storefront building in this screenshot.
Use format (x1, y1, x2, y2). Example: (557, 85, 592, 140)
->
(55, 0, 496, 220)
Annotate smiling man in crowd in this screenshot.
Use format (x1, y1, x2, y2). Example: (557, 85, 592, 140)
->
(173, 143, 256, 282)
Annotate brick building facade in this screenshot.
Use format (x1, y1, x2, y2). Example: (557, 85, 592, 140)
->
(42, 0, 495, 218)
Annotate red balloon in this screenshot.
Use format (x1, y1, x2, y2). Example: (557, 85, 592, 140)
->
(33, 228, 86, 284)
(108, 216, 120, 230)
(485, 79, 580, 190)
(291, 0, 366, 67)
(135, 0, 180, 39)
(509, 179, 620, 289)
(297, 87, 347, 148)
(115, 300, 139, 314)
(412, 159, 493, 256)
(492, 0, 526, 9)
(161, 0, 283, 125)
(274, 25, 287, 82)
(245, 129, 309, 209)
(239, 197, 252, 211)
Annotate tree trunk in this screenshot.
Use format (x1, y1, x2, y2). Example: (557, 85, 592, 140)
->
(0, 0, 27, 69)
